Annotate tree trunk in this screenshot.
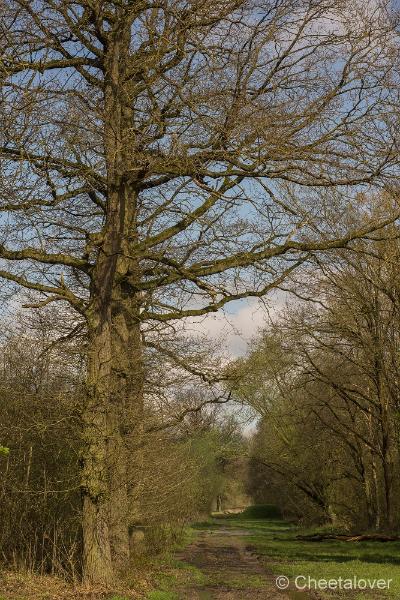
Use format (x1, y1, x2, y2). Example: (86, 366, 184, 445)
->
(355, 448, 375, 529)
(381, 449, 392, 530)
(82, 495, 113, 585)
(380, 394, 392, 529)
(108, 294, 144, 572)
(81, 272, 143, 581)
(81, 317, 114, 584)
(363, 469, 376, 529)
(107, 408, 130, 572)
(81, 15, 141, 582)
(370, 452, 382, 530)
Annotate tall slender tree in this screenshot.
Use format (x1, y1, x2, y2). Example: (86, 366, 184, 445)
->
(0, 0, 398, 582)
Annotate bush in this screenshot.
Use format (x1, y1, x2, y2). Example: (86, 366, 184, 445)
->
(240, 504, 282, 519)
(144, 523, 187, 555)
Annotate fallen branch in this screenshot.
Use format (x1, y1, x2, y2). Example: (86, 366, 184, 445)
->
(296, 533, 400, 542)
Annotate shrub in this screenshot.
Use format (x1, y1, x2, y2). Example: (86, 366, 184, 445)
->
(240, 504, 282, 519)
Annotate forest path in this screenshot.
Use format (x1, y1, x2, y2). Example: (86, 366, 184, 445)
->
(173, 524, 302, 600)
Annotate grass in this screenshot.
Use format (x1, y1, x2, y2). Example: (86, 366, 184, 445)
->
(142, 528, 205, 599)
(206, 572, 266, 589)
(144, 558, 206, 599)
(220, 516, 400, 599)
(145, 593, 178, 600)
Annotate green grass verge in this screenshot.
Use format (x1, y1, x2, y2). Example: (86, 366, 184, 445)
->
(224, 517, 400, 599)
(144, 527, 205, 599)
(144, 561, 206, 600)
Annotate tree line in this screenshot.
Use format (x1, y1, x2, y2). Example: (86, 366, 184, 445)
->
(235, 209, 400, 531)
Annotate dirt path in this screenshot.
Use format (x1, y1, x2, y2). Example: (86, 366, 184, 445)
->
(174, 527, 294, 599)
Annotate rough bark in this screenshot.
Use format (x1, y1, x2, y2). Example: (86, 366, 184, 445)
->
(87, 19, 143, 577)
(108, 294, 144, 572)
(81, 315, 114, 584)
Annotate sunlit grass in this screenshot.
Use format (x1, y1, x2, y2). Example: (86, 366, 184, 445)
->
(222, 517, 400, 599)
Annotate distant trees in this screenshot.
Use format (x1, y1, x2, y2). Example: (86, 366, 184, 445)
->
(234, 228, 400, 530)
(0, 0, 399, 581)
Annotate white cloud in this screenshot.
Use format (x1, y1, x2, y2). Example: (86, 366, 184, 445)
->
(182, 291, 287, 358)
